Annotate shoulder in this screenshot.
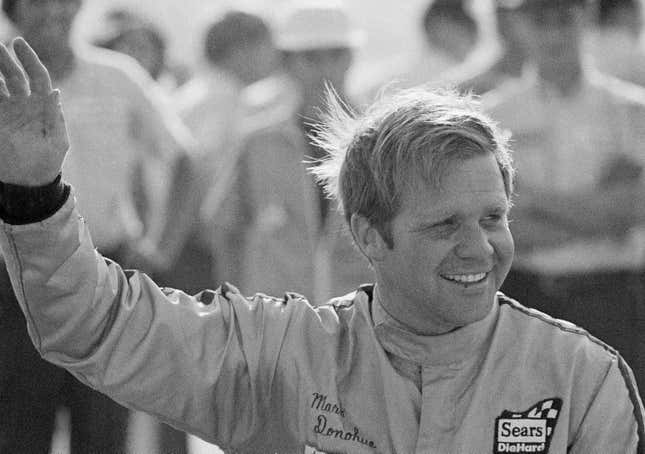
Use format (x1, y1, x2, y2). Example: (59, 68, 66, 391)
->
(285, 285, 370, 332)
(312, 285, 375, 333)
(497, 294, 645, 451)
(495, 293, 639, 400)
(498, 293, 622, 372)
(225, 283, 365, 319)
(498, 292, 616, 355)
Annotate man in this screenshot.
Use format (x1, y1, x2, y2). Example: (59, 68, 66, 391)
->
(484, 0, 645, 395)
(277, 0, 374, 300)
(354, 0, 499, 104)
(457, 0, 530, 95)
(276, 0, 360, 225)
(1, 38, 643, 452)
(169, 10, 278, 295)
(213, 0, 372, 300)
(0, 0, 195, 452)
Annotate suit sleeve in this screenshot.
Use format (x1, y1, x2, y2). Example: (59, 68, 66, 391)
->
(569, 355, 645, 453)
(0, 191, 304, 450)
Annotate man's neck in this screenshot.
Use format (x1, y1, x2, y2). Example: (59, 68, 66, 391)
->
(373, 285, 458, 336)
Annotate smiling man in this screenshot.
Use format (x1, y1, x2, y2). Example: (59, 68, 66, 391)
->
(368, 152, 513, 334)
(0, 39, 643, 453)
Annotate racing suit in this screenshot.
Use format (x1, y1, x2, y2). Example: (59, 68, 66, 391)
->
(0, 189, 643, 454)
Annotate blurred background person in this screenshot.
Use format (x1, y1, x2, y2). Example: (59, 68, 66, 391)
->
(209, 0, 372, 302)
(96, 9, 167, 81)
(171, 10, 278, 297)
(485, 0, 645, 396)
(278, 0, 360, 224)
(275, 0, 373, 300)
(354, 0, 499, 104)
(94, 8, 190, 89)
(585, 0, 645, 87)
(0, 0, 196, 452)
(457, 0, 530, 94)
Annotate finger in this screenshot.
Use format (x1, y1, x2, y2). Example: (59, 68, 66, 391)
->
(13, 37, 52, 95)
(0, 42, 28, 96)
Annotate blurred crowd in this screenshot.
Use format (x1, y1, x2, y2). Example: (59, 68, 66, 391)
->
(2, 0, 645, 453)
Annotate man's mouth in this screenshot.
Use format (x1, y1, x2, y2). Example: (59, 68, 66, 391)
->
(441, 272, 488, 285)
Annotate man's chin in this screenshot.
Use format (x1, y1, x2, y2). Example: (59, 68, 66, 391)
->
(453, 293, 496, 326)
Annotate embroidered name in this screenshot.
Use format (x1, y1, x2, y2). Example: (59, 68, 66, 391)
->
(311, 392, 346, 417)
(309, 392, 376, 450)
(313, 414, 376, 448)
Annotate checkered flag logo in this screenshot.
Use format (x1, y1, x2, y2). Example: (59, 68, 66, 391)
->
(494, 398, 563, 453)
(504, 398, 562, 437)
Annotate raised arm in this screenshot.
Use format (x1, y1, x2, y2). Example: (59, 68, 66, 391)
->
(0, 39, 305, 449)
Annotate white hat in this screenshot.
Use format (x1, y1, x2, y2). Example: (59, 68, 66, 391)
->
(275, 0, 365, 51)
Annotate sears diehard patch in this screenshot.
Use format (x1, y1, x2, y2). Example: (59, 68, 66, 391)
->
(494, 398, 562, 453)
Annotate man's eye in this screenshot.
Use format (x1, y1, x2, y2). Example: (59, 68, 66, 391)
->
(482, 213, 505, 225)
(436, 217, 459, 229)
(427, 219, 458, 236)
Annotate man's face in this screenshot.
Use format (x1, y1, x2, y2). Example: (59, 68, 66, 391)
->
(11, 0, 82, 54)
(375, 153, 514, 334)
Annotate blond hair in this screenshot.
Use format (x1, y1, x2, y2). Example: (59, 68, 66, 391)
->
(310, 86, 514, 247)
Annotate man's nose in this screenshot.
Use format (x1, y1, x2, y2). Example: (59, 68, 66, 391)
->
(454, 224, 494, 259)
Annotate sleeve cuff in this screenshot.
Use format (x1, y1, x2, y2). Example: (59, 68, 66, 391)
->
(0, 175, 71, 225)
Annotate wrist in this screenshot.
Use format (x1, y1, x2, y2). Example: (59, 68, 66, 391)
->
(0, 174, 70, 225)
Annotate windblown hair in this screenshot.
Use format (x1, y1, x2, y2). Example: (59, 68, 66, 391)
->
(309, 87, 514, 248)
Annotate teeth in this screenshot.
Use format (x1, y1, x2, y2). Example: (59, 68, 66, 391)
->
(443, 272, 487, 283)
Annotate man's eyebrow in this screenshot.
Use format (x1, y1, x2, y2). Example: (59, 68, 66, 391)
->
(410, 200, 510, 228)
(409, 212, 458, 231)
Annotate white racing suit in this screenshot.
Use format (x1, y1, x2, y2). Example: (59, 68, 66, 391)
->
(0, 193, 643, 454)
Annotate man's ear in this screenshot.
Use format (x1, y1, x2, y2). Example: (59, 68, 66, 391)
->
(350, 213, 388, 262)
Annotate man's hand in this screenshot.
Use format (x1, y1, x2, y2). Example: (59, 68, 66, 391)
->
(0, 38, 68, 186)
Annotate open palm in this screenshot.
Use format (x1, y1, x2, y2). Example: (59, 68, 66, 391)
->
(0, 38, 68, 186)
